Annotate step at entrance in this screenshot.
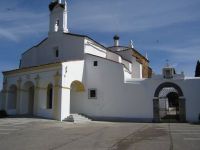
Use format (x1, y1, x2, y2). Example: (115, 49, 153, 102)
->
(63, 114, 92, 123)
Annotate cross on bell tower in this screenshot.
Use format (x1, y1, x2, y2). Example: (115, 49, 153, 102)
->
(166, 59, 170, 67)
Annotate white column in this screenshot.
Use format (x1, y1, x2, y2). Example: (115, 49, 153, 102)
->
(16, 78, 22, 114)
(53, 72, 62, 121)
(34, 75, 40, 115)
(3, 80, 9, 112)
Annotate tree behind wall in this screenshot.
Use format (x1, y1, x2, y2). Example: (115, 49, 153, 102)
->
(195, 60, 200, 77)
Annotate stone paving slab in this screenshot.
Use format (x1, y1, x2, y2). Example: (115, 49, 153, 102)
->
(0, 118, 199, 150)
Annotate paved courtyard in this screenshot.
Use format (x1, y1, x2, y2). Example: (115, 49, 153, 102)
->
(0, 118, 199, 150)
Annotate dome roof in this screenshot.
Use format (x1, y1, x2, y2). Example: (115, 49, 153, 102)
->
(113, 35, 120, 40)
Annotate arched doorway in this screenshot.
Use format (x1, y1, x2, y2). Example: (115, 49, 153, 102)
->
(7, 85, 17, 110)
(158, 88, 180, 121)
(70, 81, 85, 114)
(153, 82, 186, 122)
(22, 81, 35, 115)
(167, 92, 179, 117)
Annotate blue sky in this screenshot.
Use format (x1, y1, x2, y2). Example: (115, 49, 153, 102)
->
(0, 0, 200, 89)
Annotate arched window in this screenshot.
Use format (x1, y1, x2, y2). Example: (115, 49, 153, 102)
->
(55, 49, 59, 57)
(54, 19, 59, 32)
(54, 47, 59, 58)
(47, 84, 53, 109)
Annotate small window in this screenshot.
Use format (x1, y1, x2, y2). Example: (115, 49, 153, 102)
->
(55, 20, 60, 32)
(88, 89, 97, 99)
(55, 49, 59, 57)
(47, 84, 53, 109)
(54, 47, 59, 57)
(56, 20, 59, 26)
(93, 61, 98, 66)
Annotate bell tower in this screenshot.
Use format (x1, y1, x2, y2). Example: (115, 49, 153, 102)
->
(48, 0, 69, 35)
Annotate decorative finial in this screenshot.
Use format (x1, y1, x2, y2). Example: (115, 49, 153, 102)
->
(166, 59, 170, 67)
(113, 35, 120, 46)
(129, 40, 134, 48)
(113, 35, 119, 40)
(145, 52, 148, 60)
(64, 0, 67, 11)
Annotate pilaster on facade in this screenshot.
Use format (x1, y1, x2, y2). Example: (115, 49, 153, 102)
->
(153, 98, 160, 123)
(4, 81, 9, 111)
(179, 98, 186, 122)
(1, 79, 8, 110)
(53, 71, 61, 120)
(34, 75, 40, 115)
(16, 78, 22, 114)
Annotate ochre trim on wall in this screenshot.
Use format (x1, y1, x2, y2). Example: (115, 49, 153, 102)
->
(3, 62, 62, 76)
(55, 85, 70, 90)
(3, 86, 70, 92)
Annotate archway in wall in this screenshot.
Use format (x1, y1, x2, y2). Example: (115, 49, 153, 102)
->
(153, 82, 186, 122)
(70, 81, 85, 114)
(22, 81, 35, 115)
(158, 88, 180, 121)
(7, 85, 17, 110)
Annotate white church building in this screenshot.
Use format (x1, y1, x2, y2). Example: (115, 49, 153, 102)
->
(0, 0, 200, 123)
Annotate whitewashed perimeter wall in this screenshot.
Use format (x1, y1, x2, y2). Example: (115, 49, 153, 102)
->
(143, 78, 200, 122)
(70, 54, 200, 122)
(21, 33, 84, 68)
(70, 54, 153, 121)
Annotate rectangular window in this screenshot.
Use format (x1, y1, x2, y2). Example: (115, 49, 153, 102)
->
(55, 49, 59, 57)
(47, 85, 53, 109)
(56, 20, 59, 26)
(93, 61, 98, 66)
(54, 47, 59, 58)
(88, 89, 97, 99)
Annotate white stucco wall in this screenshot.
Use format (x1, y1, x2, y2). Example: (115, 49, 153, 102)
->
(49, 6, 67, 34)
(106, 51, 121, 62)
(5, 0, 200, 123)
(60, 60, 85, 120)
(132, 57, 142, 79)
(175, 79, 200, 122)
(84, 39, 107, 58)
(115, 50, 143, 79)
(21, 46, 38, 67)
(115, 50, 133, 62)
(124, 68, 132, 80)
(69, 54, 153, 121)
(21, 34, 85, 68)
(122, 59, 132, 73)
(4, 50, 200, 122)
(141, 78, 200, 122)
(68, 54, 200, 122)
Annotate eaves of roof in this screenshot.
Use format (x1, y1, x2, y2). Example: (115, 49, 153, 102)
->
(108, 46, 149, 62)
(22, 38, 48, 56)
